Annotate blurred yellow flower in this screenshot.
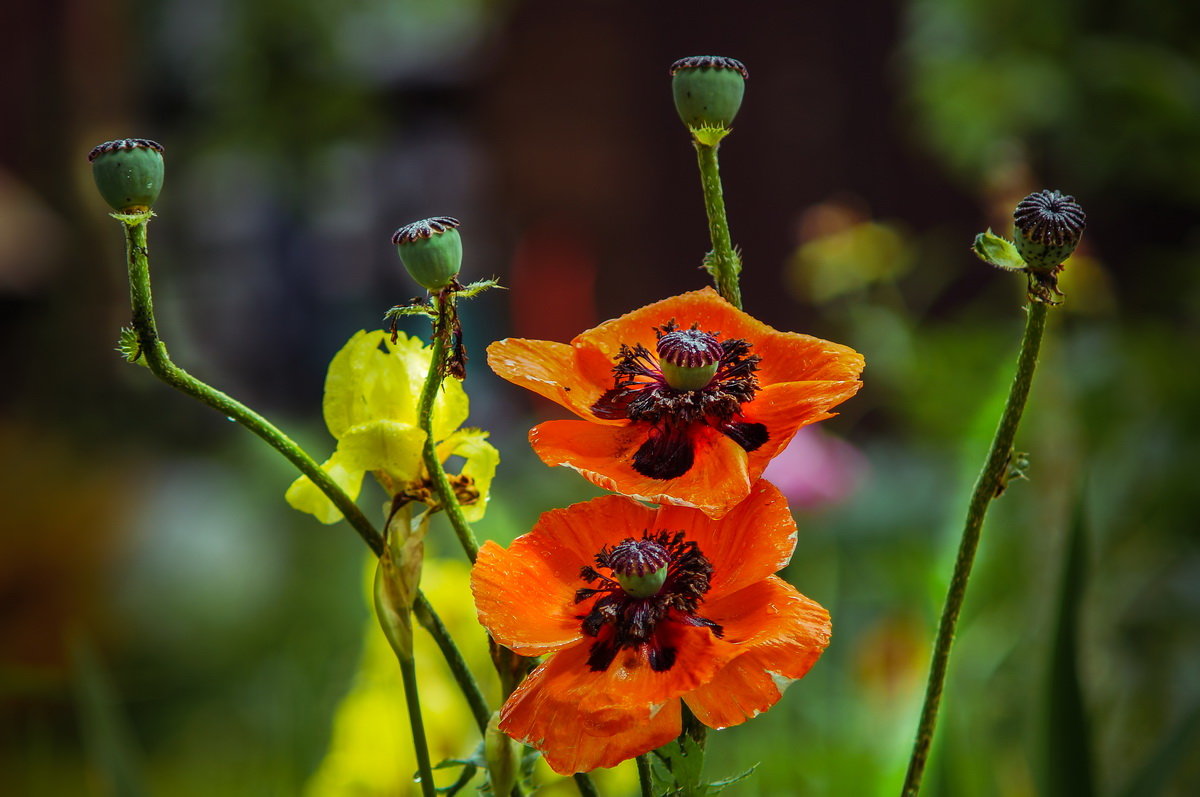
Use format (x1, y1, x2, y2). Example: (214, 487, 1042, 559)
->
(286, 330, 498, 523)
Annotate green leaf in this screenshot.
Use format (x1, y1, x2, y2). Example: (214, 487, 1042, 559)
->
(972, 230, 1027, 271)
(453, 278, 504, 300)
(384, 303, 436, 321)
(708, 763, 759, 793)
(651, 736, 708, 796)
(116, 327, 147, 367)
(1039, 487, 1095, 797)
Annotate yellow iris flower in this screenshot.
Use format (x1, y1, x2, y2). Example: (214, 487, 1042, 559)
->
(286, 329, 498, 523)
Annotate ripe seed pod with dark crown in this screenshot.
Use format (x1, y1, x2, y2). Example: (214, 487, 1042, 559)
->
(1012, 189, 1086, 270)
(391, 216, 463, 292)
(669, 56, 748, 130)
(87, 139, 165, 213)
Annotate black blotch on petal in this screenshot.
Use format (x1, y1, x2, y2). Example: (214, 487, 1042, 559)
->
(720, 421, 768, 452)
(648, 645, 677, 672)
(587, 639, 619, 672)
(632, 425, 695, 480)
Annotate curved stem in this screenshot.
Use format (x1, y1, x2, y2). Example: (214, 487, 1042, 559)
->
(120, 215, 491, 746)
(416, 294, 480, 562)
(397, 654, 438, 797)
(901, 300, 1050, 795)
(122, 216, 385, 557)
(413, 593, 490, 734)
(636, 755, 654, 797)
(693, 141, 742, 309)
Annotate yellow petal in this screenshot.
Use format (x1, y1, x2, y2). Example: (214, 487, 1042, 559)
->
(436, 428, 500, 522)
(284, 452, 363, 524)
(338, 420, 428, 486)
(385, 333, 470, 441)
(323, 330, 391, 438)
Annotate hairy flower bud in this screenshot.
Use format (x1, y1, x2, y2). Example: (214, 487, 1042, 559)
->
(87, 138, 165, 213)
(669, 56, 748, 130)
(392, 216, 463, 292)
(1012, 190, 1086, 270)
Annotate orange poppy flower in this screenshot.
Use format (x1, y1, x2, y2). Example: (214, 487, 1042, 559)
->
(471, 480, 830, 774)
(486, 287, 863, 518)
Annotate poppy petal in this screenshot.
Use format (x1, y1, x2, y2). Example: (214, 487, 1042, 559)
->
(683, 575, 831, 729)
(654, 479, 796, 598)
(486, 338, 618, 423)
(501, 624, 732, 771)
(742, 379, 864, 479)
(471, 495, 650, 655)
(530, 420, 751, 517)
(573, 286, 862, 385)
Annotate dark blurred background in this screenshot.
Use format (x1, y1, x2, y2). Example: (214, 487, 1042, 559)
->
(2, 0, 1198, 794)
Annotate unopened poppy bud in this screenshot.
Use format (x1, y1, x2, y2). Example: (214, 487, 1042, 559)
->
(87, 138, 165, 213)
(484, 711, 519, 797)
(609, 538, 670, 598)
(391, 216, 463, 292)
(657, 328, 723, 391)
(1012, 190, 1086, 270)
(670, 56, 748, 130)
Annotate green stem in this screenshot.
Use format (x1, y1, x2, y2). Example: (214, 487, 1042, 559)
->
(636, 755, 654, 797)
(119, 215, 491, 750)
(901, 300, 1050, 796)
(397, 653, 438, 797)
(572, 773, 601, 797)
(693, 141, 742, 309)
(121, 216, 386, 558)
(416, 294, 480, 562)
(413, 593, 490, 734)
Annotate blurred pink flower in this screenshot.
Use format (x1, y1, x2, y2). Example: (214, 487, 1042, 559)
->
(762, 426, 866, 511)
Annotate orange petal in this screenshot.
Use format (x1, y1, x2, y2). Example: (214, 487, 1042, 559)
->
(530, 419, 753, 518)
(683, 576, 831, 729)
(741, 379, 865, 481)
(471, 495, 651, 655)
(654, 479, 796, 598)
(573, 286, 863, 385)
(486, 338, 618, 424)
(501, 624, 732, 772)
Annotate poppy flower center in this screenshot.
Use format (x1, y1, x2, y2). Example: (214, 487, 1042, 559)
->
(590, 320, 769, 481)
(656, 329, 723, 391)
(574, 531, 723, 673)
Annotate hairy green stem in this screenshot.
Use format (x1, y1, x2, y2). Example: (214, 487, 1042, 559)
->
(122, 216, 386, 557)
(416, 294, 480, 562)
(901, 300, 1050, 795)
(120, 215, 491, 759)
(693, 141, 742, 309)
(397, 654, 437, 797)
(636, 755, 654, 797)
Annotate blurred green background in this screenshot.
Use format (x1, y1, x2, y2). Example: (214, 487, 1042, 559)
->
(2, 0, 1198, 794)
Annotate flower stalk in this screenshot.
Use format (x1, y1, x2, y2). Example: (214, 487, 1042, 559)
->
(901, 298, 1050, 795)
(120, 213, 385, 556)
(416, 292, 481, 562)
(693, 140, 743, 309)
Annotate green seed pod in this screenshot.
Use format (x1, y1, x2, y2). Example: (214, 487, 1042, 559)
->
(669, 56, 749, 129)
(1012, 190, 1086, 270)
(87, 139, 165, 213)
(656, 328, 723, 392)
(391, 216, 463, 292)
